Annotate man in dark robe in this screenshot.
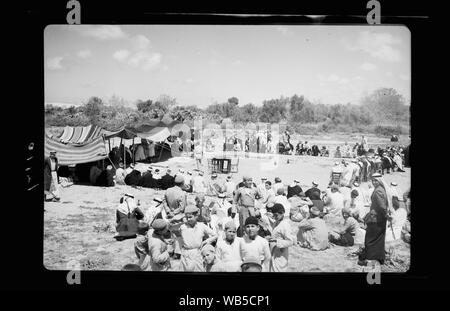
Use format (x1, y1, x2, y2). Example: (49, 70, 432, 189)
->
(287, 179, 303, 199)
(95, 165, 115, 187)
(125, 169, 142, 186)
(160, 168, 175, 190)
(305, 181, 321, 201)
(140, 169, 156, 188)
(358, 173, 390, 266)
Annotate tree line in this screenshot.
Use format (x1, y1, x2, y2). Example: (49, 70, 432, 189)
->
(45, 88, 410, 136)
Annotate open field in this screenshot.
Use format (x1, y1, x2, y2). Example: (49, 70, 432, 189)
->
(44, 148, 410, 272)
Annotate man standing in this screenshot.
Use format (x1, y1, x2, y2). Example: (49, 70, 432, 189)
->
(215, 221, 243, 272)
(175, 205, 218, 272)
(163, 175, 187, 218)
(44, 150, 60, 201)
(239, 216, 271, 272)
(266, 204, 295, 272)
(234, 176, 258, 237)
(143, 219, 173, 271)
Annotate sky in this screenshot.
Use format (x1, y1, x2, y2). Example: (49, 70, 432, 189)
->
(44, 25, 410, 108)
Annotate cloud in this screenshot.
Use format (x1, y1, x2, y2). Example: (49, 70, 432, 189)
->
(232, 60, 244, 66)
(133, 34, 151, 50)
(128, 51, 161, 70)
(399, 74, 410, 81)
(47, 56, 64, 70)
(110, 33, 163, 71)
(185, 78, 194, 84)
(386, 72, 393, 77)
(360, 62, 377, 71)
(318, 73, 349, 84)
(77, 49, 92, 59)
(71, 25, 127, 40)
(345, 31, 402, 62)
(113, 50, 130, 62)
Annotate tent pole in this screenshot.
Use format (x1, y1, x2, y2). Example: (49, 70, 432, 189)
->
(108, 139, 111, 153)
(132, 138, 135, 164)
(107, 156, 116, 170)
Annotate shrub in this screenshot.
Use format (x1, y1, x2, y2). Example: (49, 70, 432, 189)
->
(374, 125, 403, 136)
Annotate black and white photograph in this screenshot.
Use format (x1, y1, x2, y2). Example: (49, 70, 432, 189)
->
(43, 24, 411, 274)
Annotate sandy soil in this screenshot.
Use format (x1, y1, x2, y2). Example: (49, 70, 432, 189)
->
(44, 153, 410, 272)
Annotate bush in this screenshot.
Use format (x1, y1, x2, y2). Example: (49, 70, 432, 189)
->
(374, 125, 403, 136)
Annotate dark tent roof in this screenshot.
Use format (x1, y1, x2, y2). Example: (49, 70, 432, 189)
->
(103, 127, 137, 140)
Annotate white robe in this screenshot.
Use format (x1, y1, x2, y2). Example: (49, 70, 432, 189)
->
(269, 219, 295, 272)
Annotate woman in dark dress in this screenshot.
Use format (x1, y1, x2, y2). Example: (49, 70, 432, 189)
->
(359, 172, 393, 265)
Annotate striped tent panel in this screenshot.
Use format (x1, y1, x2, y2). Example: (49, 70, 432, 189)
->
(56, 125, 105, 144)
(77, 124, 92, 143)
(58, 126, 74, 142)
(89, 126, 104, 141)
(68, 126, 83, 143)
(45, 136, 108, 166)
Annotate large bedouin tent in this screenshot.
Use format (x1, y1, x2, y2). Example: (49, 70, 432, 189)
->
(45, 125, 108, 166)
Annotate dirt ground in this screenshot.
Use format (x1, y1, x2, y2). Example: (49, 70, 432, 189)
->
(44, 143, 411, 273)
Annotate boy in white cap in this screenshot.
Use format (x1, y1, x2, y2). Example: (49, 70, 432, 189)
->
(173, 205, 218, 272)
(266, 204, 295, 272)
(239, 216, 271, 272)
(215, 221, 243, 272)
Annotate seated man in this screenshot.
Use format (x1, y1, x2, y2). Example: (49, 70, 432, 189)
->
(114, 162, 127, 185)
(346, 189, 367, 222)
(95, 165, 115, 187)
(288, 193, 313, 222)
(385, 199, 408, 242)
(305, 181, 321, 201)
(328, 207, 359, 247)
(323, 184, 345, 216)
(297, 206, 329, 251)
(273, 187, 291, 219)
